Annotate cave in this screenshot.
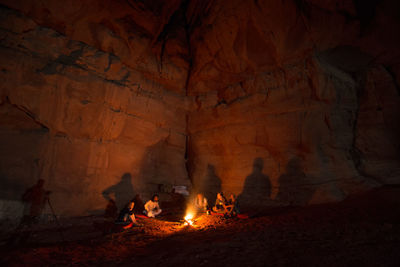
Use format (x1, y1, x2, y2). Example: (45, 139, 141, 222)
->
(0, 0, 399, 266)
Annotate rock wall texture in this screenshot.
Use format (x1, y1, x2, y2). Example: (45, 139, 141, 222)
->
(0, 0, 399, 216)
(186, 0, 400, 206)
(0, 3, 190, 216)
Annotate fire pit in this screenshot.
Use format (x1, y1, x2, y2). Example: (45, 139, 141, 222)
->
(183, 213, 196, 226)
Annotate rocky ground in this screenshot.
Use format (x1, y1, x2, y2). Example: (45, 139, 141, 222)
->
(1, 186, 400, 267)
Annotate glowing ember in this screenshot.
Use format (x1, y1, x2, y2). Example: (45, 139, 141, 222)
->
(184, 213, 194, 226)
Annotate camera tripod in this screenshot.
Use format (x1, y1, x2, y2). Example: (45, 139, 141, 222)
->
(46, 197, 65, 242)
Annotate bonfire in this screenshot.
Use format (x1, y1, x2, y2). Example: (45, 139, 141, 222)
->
(183, 213, 195, 226)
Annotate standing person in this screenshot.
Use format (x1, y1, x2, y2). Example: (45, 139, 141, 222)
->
(212, 192, 228, 213)
(194, 193, 210, 214)
(117, 200, 141, 228)
(9, 179, 50, 245)
(21, 179, 51, 225)
(144, 194, 162, 218)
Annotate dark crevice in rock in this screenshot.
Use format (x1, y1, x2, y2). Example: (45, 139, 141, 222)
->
(117, 15, 153, 39)
(125, 0, 145, 12)
(154, 5, 183, 71)
(37, 45, 86, 75)
(151, 0, 195, 95)
(158, 37, 167, 72)
(153, 0, 191, 73)
(384, 65, 400, 96)
(4, 96, 49, 132)
(183, 0, 193, 97)
(227, 95, 252, 106)
(104, 53, 114, 72)
(214, 99, 227, 108)
(109, 107, 121, 113)
(17, 38, 152, 98)
(0, 8, 168, 99)
(37, 49, 131, 88)
(183, 0, 215, 96)
(184, 113, 193, 184)
(349, 71, 382, 185)
(353, 0, 380, 36)
(292, 0, 311, 19)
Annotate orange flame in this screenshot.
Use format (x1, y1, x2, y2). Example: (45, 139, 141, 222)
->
(184, 212, 194, 226)
(184, 214, 194, 225)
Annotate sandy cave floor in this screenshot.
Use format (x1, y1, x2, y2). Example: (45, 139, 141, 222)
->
(1, 186, 400, 267)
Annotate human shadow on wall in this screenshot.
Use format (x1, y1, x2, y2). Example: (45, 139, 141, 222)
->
(238, 158, 271, 205)
(134, 139, 187, 220)
(102, 173, 134, 211)
(20, 179, 50, 219)
(7, 179, 51, 245)
(275, 157, 315, 206)
(201, 164, 221, 207)
(136, 139, 182, 197)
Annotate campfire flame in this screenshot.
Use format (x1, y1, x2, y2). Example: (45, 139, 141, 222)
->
(184, 213, 194, 226)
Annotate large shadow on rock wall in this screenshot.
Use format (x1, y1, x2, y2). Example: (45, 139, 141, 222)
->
(0, 102, 49, 221)
(102, 173, 134, 210)
(201, 164, 221, 206)
(238, 158, 271, 205)
(276, 157, 315, 206)
(135, 139, 189, 201)
(190, 164, 221, 207)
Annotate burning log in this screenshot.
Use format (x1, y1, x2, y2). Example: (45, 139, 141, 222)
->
(183, 213, 195, 226)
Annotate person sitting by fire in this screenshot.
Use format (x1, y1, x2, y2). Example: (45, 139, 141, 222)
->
(225, 193, 240, 216)
(144, 194, 162, 218)
(212, 192, 228, 213)
(194, 193, 210, 214)
(116, 199, 142, 228)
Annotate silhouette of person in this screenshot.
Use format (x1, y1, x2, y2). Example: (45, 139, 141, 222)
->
(104, 199, 118, 219)
(203, 164, 222, 207)
(8, 179, 51, 245)
(21, 179, 51, 223)
(276, 157, 313, 205)
(102, 173, 134, 210)
(132, 194, 145, 215)
(238, 158, 271, 203)
(169, 188, 186, 212)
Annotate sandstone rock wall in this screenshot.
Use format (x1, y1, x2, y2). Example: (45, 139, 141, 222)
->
(186, 0, 400, 207)
(0, 5, 189, 216)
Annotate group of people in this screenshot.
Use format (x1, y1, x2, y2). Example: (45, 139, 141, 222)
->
(117, 194, 162, 227)
(117, 192, 241, 228)
(194, 192, 240, 217)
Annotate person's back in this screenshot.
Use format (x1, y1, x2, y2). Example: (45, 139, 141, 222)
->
(213, 193, 227, 213)
(227, 194, 240, 215)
